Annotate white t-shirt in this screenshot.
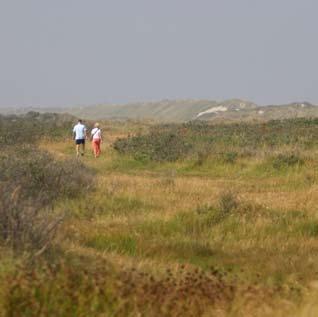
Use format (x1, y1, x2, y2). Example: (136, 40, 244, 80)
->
(91, 128, 102, 140)
(73, 123, 86, 140)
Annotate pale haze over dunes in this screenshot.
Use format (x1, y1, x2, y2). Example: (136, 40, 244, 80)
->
(1, 0, 318, 108)
(2, 99, 318, 123)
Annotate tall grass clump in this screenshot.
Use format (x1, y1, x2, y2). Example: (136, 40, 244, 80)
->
(271, 153, 304, 170)
(0, 187, 63, 254)
(217, 191, 239, 218)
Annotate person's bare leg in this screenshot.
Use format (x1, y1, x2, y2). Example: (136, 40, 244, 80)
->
(76, 144, 80, 157)
(81, 143, 85, 156)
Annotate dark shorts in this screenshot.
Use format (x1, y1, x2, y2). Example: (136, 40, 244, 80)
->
(75, 139, 85, 145)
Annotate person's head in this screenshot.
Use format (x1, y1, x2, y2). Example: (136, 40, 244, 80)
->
(94, 122, 100, 128)
(78, 119, 82, 124)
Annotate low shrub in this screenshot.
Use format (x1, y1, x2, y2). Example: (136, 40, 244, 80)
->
(0, 146, 94, 253)
(187, 191, 240, 233)
(0, 112, 76, 145)
(114, 118, 318, 162)
(2, 259, 236, 317)
(0, 146, 94, 202)
(114, 131, 192, 162)
(222, 152, 238, 164)
(195, 150, 210, 166)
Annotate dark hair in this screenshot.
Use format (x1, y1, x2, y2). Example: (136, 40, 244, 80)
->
(78, 119, 82, 123)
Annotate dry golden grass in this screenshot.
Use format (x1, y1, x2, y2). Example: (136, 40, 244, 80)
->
(5, 128, 318, 316)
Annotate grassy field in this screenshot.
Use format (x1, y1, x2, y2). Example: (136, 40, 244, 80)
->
(1, 117, 318, 316)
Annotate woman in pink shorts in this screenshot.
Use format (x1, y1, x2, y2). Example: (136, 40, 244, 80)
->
(91, 123, 102, 158)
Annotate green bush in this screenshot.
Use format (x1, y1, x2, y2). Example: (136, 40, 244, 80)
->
(114, 131, 192, 162)
(113, 118, 318, 162)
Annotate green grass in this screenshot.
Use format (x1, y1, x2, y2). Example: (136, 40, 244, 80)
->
(85, 235, 137, 255)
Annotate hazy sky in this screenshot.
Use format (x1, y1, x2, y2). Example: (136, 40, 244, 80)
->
(1, 0, 317, 107)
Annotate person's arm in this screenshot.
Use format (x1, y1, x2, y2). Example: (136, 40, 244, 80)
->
(72, 127, 76, 140)
(89, 128, 94, 141)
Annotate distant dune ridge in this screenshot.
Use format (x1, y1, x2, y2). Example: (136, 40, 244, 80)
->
(1, 99, 318, 122)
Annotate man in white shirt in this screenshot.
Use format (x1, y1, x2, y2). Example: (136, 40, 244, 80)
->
(73, 119, 87, 157)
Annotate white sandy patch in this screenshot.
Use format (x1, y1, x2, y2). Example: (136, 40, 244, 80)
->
(196, 106, 228, 117)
